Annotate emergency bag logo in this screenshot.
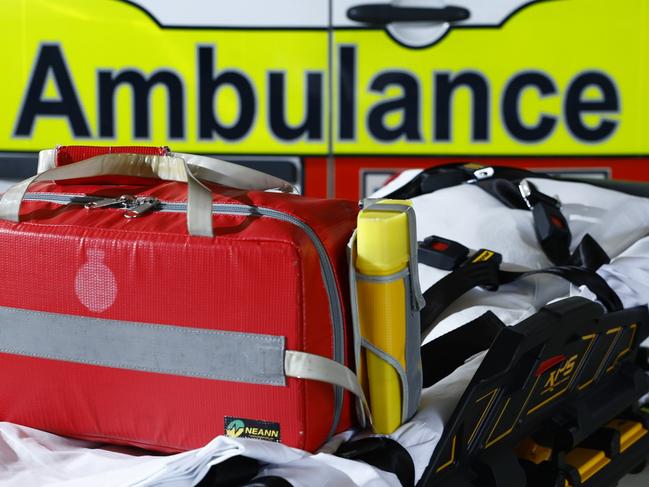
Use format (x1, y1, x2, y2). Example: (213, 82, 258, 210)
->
(224, 417, 281, 443)
(225, 419, 245, 439)
(74, 249, 117, 313)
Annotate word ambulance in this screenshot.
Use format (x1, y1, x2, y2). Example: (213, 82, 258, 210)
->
(16, 44, 620, 145)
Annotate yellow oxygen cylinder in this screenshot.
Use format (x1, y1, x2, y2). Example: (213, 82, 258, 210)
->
(355, 199, 412, 434)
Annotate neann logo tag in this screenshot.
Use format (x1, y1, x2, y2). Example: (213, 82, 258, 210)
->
(224, 417, 281, 443)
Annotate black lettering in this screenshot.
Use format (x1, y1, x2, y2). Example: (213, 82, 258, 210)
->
(368, 72, 421, 141)
(268, 71, 323, 140)
(502, 72, 557, 142)
(434, 72, 489, 141)
(338, 45, 356, 140)
(15, 44, 90, 137)
(565, 72, 619, 142)
(198, 46, 255, 141)
(98, 70, 184, 139)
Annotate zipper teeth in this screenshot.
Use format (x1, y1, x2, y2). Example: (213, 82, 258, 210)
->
(23, 192, 345, 436)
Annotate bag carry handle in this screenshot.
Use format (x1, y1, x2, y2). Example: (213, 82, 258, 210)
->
(0, 153, 295, 237)
(37, 149, 298, 195)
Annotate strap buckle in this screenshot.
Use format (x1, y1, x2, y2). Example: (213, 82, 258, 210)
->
(465, 249, 503, 267)
(519, 179, 561, 210)
(418, 235, 503, 276)
(418, 236, 469, 271)
(519, 180, 572, 264)
(471, 166, 494, 181)
(462, 164, 494, 183)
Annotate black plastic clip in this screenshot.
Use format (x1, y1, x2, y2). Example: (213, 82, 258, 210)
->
(465, 248, 503, 267)
(520, 180, 572, 265)
(418, 235, 469, 271)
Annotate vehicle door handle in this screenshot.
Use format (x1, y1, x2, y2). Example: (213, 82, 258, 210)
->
(347, 4, 470, 24)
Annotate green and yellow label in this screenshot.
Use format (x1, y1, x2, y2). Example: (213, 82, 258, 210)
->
(224, 417, 280, 442)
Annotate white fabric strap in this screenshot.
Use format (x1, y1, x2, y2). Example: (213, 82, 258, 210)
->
(37, 149, 298, 194)
(284, 350, 372, 429)
(36, 149, 57, 173)
(172, 152, 297, 194)
(0, 153, 215, 237)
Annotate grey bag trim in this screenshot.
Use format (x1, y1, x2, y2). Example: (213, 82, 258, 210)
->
(357, 275, 421, 423)
(361, 338, 410, 421)
(403, 278, 423, 421)
(347, 231, 369, 428)
(0, 306, 286, 385)
(356, 268, 410, 283)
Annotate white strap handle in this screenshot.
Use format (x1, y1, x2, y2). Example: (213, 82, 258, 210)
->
(284, 350, 373, 429)
(1, 153, 288, 237)
(37, 149, 297, 194)
(171, 152, 297, 194)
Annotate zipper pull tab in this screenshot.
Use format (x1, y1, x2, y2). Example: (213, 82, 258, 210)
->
(124, 197, 161, 219)
(85, 194, 135, 210)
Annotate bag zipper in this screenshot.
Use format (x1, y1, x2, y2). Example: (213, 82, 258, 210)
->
(22, 191, 345, 438)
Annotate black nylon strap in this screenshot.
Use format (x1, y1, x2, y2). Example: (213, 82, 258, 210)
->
(420, 258, 623, 339)
(421, 260, 500, 338)
(196, 455, 261, 487)
(384, 163, 584, 266)
(242, 478, 294, 487)
(197, 456, 296, 487)
(499, 266, 623, 312)
(383, 163, 548, 201)
(384, 165, 471, 200)
(476, 178, 573, 265)
(421, 311, 505, 388)
(570, 233, 611, 270)
(531, 202, 572, 265)
(474, 177, 529, 210)
(336, 437, 415, 487)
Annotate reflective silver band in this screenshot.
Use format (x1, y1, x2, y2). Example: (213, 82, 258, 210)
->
(356, 267, 410, 283)
(0, 306, 286, 385)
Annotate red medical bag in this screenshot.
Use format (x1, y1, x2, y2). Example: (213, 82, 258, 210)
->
(0, 147, 359, 453)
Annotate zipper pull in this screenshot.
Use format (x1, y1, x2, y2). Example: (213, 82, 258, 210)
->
(124, 197, 161, 219)
(85, 194, 135, 210)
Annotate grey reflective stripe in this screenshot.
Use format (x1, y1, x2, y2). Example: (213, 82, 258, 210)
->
(404, 205, 426, 310)
(362, 203, 411, 213)
(347, 231, 368, 428)
(356, 268, 409, 283)
(0, 306, 286, 385)
(403, 278, 422, 422)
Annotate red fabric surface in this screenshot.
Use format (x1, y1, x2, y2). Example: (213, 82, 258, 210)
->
(0, 178, 358, 452)
(55, 145, 168, 166)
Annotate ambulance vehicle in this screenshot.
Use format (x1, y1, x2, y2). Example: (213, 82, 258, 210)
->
(1, 0, 648, 199)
